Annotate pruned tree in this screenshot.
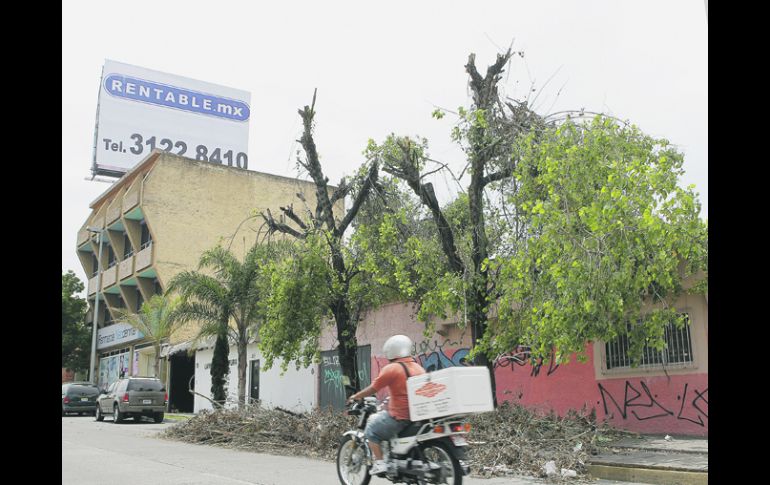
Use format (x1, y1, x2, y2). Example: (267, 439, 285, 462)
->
(371, 49, 543, 404)
(369, 49, 707, 406)
(260, 91, 380, 393)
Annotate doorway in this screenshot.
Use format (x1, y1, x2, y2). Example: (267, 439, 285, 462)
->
(168, 353, 195, 413)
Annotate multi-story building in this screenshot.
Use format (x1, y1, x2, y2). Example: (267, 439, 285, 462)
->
(76, 150, 338, 412)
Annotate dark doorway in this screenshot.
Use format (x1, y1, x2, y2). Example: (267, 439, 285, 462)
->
(168, 353, 195, 413)
(249, 360, 260, 402)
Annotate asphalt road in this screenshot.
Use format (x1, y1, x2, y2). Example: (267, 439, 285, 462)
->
(62, 414, 642, 485)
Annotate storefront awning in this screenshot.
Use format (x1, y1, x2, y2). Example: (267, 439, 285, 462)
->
(160, 340, 193, 357)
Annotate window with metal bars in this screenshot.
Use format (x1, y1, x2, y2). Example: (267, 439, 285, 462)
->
(605, 314, 694, 370)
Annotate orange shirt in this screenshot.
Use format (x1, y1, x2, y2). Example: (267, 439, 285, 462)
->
(371, 357, 426, 421)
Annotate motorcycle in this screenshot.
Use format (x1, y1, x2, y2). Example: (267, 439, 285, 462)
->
(336, 396, 471, 485)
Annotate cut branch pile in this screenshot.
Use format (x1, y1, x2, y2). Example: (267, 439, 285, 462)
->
(161, 404, 354, 460)
(161, 401, 635, 480)
(465, 401, 633, 480)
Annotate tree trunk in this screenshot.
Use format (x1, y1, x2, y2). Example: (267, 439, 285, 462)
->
(237, 334, 248, 408)
(153, 343, 160, 378)
(332, 294, 360, 394)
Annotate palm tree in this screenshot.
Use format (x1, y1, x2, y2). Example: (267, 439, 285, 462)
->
(167, 244, 273, 408)
(113, 294, 181, 378)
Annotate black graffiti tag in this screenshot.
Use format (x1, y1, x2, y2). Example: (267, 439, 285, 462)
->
(676, 383, 708, 427)
(598, 381, 674, 421)
(494, 346, 560, 377)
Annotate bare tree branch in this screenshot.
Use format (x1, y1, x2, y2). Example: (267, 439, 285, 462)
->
(279, 204, 308, 231)
(338, 161, 379, 236)
(261, 208, 305, 240)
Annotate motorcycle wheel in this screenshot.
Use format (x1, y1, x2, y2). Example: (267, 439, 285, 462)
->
(419, 440, 463, 485)
(336, 435, 372, 485)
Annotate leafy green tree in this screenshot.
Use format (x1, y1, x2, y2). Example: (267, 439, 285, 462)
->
(486, 116, 708, 365)
(168, 244, 274, 407)
(62, 270, 90, 373)
(260, 92, 381, 392)
(113, 294, 182, 378)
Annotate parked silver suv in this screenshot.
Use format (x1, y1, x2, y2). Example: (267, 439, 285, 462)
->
(95, 377, 167, 423)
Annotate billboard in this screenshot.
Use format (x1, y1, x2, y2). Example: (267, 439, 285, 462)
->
(92, 60, 251, 177)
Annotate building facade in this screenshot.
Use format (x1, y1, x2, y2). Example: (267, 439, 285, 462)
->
(77, 151, 333, 412)
(320, 285, 708, 437)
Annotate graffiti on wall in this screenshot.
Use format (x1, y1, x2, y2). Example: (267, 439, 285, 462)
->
(319, 346, 371, 410)
(411, 338, 470, 372)
(597, 380, 709, 427)
(493, 345, 560, 377)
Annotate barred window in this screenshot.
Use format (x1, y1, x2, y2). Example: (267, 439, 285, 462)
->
(605, 314, 694, 370)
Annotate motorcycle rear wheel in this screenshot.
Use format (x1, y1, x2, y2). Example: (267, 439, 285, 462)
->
(419, 440, 463, 485)
(337, 435, 372, 485)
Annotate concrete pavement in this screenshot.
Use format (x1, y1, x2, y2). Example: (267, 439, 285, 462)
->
(62, 414, 648, 485)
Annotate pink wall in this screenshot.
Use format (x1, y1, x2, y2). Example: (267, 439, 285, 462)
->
(331, 302, 708, 437)
(493, 343, 708, 436)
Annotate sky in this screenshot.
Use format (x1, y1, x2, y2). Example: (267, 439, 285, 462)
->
(62, 0, 708, 289)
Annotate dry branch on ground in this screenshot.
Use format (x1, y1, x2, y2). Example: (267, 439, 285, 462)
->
(161, 401, 635, 481)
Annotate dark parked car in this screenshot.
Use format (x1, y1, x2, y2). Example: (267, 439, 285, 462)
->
(95, 377, 167, 423)
(62, 382, 99, 416)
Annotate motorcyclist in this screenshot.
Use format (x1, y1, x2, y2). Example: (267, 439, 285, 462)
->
(346, 334, 426, 476)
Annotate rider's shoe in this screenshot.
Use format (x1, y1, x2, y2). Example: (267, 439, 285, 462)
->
(370, 460, 387, 475)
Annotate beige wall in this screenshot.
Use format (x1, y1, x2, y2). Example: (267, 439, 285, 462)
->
(140, 153, 341, 344)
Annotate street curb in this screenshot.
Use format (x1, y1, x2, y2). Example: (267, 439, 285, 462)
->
(586, 464, 708, 485)
(164, 414, 193, 421)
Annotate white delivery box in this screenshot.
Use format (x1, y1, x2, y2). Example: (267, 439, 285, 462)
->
(406, 366, 494, 421)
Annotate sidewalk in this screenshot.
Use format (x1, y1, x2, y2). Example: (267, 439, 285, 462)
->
(587, 435, 708, 485)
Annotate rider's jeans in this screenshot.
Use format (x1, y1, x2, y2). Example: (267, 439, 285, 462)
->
(364, 410, 410, 444)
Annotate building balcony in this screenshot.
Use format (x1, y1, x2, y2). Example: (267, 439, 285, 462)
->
(90, 215, 106, 231)
(135, 243, 153, 272)
(77, 227, 90, 247)
(123, 187, 140, 214)
(118, 256, 134, 280)
(107, 203, 122, 225)
(87, 275, 99, 296)
(102, 265, 118, 289)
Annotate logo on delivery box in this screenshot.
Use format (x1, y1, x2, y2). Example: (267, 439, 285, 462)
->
(415, 382, 447, 399)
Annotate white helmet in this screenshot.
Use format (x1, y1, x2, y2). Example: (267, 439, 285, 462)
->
(383, 335, 413, 360)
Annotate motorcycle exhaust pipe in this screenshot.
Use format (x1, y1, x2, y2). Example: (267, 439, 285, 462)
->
(393, 459, 442, 479)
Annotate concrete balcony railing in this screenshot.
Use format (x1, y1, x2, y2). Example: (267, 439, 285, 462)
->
(135, 243, 153, 272)
(87, 275, 99, 296)
(102, 265, 118, 289)
(118, 256, 134, 280)
(107, 203, 122, 225)
(123, 187, 140, 213)
(90, 215, 106, 231)
(77, 228, 90, 247)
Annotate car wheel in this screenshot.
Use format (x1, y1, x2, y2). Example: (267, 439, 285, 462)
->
(114, 404, 124, 423)
(154, 412, 164, 423)
(95, 405, 104, 422)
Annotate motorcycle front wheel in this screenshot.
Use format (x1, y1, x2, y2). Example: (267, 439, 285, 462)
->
(337, 434, 372, 485)
(419, 440, 463, 485)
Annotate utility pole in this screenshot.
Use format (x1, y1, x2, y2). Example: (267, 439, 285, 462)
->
(87, 227, 105, 384)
